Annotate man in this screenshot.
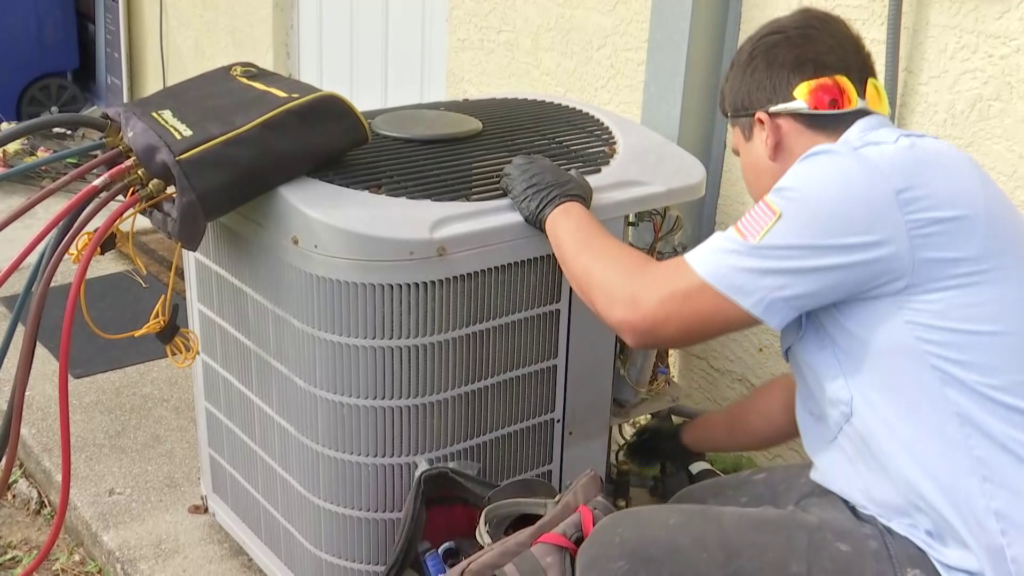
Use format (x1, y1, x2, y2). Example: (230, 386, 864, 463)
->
(498, 7, 1024, 576)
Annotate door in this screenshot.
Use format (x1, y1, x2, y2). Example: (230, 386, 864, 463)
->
(295, 0, 448, 111)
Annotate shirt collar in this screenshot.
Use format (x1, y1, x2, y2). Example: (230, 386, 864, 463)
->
(839, 113, 894, 143)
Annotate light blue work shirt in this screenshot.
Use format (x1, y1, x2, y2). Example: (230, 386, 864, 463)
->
(685, 114, 1024, 576)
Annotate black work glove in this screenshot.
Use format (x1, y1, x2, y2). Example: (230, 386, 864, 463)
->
(498, 155, 593, 232)
(623, 417, 722, 483)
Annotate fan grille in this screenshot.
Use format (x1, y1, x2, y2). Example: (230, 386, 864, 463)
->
(310, 97, 617, 202)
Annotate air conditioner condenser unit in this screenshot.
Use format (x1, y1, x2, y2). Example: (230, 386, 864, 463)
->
(184, 94, 706, 575)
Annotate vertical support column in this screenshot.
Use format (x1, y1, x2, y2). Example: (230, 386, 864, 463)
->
(640, 0, 743, 243)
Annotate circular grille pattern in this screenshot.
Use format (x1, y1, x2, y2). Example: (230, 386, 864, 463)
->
(309, 97, 618, 202)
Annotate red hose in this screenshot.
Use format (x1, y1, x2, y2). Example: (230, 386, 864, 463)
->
(17, 192, 144, 576)
(0, 149, 123, 235)
(0, 182, 130, 498)
(0, 159, 134, 293)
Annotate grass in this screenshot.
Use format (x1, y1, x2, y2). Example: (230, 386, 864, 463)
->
(7, 467, 24, 489)
(708, 453, 761, 475)
(0, 543, 103, 576)
(1, 465, 106, 576)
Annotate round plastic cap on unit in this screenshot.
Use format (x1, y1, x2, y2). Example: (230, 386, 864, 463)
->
(370, 109, 484, 141)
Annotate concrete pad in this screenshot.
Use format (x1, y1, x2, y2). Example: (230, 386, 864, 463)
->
(0, 181, 260, 575)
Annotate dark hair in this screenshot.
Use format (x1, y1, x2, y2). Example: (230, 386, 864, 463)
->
(719, 8, 878, 139)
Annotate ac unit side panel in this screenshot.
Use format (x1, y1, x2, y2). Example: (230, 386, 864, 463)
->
(205, 488, 386, 576)
(201, 367, 558, 569)
(198, 318, 561, 477)
(189, 219, 571, 572)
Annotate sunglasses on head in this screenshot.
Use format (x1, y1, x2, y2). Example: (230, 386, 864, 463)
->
(727, 75, 891, 119)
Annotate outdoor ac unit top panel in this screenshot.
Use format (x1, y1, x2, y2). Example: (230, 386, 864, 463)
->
(231, 94, 706, 262)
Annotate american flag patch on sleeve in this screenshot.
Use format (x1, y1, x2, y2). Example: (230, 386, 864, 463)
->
(731, 197, 781, 243)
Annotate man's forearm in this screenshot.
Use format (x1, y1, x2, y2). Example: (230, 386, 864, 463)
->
(681, 373, 799, 453)
(543, 203, 759, 349)
(544, 203, 661, 337)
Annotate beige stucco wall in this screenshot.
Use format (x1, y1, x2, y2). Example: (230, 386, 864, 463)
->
(126, 0, 293, 99)
(446, 0, 652, 121)
(674, 0, 1024, 465)
(120, 0, 1021, 465)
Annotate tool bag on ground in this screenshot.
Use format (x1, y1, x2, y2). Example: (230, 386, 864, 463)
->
(105, 62, 370, 251)
(386, 465, 614, 576)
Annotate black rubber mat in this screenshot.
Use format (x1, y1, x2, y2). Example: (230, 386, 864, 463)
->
(1, 271, 189, 379)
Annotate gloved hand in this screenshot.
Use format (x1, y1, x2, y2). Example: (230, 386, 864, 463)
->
(498, 155, 593, 232)
(625, 417, 724, 501)
(623, 417, 701, 468)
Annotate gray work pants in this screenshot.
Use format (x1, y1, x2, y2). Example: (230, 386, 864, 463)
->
(576, 464, 940, 576)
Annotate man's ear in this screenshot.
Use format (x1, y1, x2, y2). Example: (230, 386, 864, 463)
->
(753, 111, 781, 162)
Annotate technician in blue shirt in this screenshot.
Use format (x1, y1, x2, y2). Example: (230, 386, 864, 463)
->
(499, 7, 1024, 576)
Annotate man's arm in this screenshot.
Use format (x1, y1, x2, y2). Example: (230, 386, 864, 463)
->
(622, 373, 798, 468)
(500, 151, 908, 347)
(544, 203, 759, 349)
(680, 373, 799, 453)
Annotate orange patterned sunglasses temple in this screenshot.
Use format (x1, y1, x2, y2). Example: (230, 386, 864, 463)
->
(728, 75, 891, 119)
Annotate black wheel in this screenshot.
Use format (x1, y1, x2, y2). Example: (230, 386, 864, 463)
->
(17, 75, 90, 121)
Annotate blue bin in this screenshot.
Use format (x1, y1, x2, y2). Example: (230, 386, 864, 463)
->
(0, 0, 81, 121)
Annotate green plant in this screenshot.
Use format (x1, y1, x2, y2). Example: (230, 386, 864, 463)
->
(708, 453, 760, 475)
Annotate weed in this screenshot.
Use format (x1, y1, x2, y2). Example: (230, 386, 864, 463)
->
(708, 453, 761, 475)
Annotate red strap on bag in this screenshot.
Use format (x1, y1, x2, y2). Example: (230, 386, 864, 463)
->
(532, 505, 596, 558)
(533, 533, 579, 557)
(579, 504, 595, 539)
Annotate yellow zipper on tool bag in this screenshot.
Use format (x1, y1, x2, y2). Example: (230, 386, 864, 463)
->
(230, 65, 296, 98)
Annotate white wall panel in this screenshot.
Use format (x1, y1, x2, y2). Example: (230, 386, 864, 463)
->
(296, 0, 448, 111)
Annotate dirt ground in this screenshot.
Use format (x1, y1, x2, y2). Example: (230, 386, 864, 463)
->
(1, 467, 103, 576)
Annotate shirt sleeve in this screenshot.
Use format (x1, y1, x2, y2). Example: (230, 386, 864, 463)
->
(684, 145, 911, 331)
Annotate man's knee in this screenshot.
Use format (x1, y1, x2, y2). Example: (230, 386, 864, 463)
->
(576, 506, 706, 576)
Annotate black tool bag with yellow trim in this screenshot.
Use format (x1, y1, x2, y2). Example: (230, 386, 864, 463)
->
(106, 62, 370, 251)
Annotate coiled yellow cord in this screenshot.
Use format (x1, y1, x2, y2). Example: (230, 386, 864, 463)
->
(70, 191, 199, 368)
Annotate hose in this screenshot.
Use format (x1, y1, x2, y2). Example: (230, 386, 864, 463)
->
(884, 0, 903, 122)
(0, 141, 108, 185)
(0, 149, 123, 235)
(0, 178, 130, 495)
(0, 159, 135, 293)
(17, 192, 142, 576)
(0, 153, 125, 479)
(0, 234, 51, 458)
(0, 114, 112, 150)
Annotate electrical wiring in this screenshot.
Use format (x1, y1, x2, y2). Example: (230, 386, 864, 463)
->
(159, 0, 168, 88)
(16, 193, 144, 576)
(0, 149, 123, 235)
(615, 355, 670, 395)
(0, 114, 112, 150)
(645, 208, 683, 257)
(0, 158, 136, 293)
(0, 181, 131, 496)
(0, 140, 108, 185)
